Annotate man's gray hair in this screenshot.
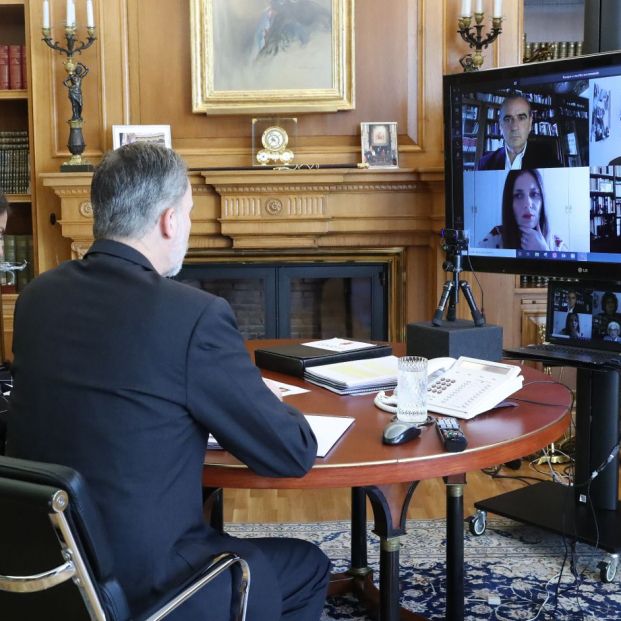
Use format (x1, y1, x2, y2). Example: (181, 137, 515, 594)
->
(500, 94, 532, 115)
(91, 142, 188, 240)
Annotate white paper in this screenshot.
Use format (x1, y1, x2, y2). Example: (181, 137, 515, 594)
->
(208, 414, 354, 458)
(304, 414, 355, 457)
(263, 377, 310, 397)
(302, 337, 377, 353)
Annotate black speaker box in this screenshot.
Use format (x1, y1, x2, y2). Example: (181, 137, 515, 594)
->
(407, 320, 503, 361)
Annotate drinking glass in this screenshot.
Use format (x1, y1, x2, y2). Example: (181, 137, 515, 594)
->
(396, 356, 428, 423)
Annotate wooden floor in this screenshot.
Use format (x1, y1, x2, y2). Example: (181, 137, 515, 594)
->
(221, 460, 577, 523)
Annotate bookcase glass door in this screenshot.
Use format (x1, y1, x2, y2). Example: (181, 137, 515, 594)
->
(175, 262, 389, 341)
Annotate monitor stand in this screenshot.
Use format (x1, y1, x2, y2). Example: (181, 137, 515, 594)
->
(473, 366, 621, 581)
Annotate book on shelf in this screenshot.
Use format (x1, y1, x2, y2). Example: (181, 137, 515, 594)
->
(21, 45, 26, 89)
(254, 338, 393, 378)
(0, 130, 30, 194)
(0, 44, 8, 90)
(304, 355, 399, 396)
(7, 45, 22, 90)
(0, 43, 26, 91)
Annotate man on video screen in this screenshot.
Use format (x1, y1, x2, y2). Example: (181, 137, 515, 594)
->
(477, 94, 562, 170)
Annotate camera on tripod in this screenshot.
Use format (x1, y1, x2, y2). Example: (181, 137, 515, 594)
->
(441, 228, 469, 252)
(433, 228, 486, 327)
(440, 228, 470, 273)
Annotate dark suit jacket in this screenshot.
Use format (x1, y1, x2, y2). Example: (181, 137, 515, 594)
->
(6, 240, 318, 616)
(477, 141, 562, 170)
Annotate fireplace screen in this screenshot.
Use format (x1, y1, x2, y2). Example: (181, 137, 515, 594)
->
(176, 262, 389, 341)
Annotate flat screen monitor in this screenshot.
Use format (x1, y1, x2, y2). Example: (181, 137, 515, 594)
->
(444, 50, 621, 280)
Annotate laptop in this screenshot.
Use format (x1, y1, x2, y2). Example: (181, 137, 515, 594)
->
(503, 280, 621, 368)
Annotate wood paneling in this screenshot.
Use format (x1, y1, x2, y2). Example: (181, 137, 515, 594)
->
(28, 1, 523, 329)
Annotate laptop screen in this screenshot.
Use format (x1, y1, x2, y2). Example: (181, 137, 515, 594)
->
(547, 281, 621, 353)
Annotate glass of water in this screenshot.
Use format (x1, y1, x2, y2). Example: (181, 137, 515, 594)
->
(396, 356, 428, 423)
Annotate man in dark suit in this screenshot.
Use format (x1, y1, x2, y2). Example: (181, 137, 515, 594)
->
(477, 94, 562, 170)
(6, 143, 330, 620)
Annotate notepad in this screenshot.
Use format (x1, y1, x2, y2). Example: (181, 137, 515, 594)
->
(207, 413, 354, 458)
(304, 414, 355, 457)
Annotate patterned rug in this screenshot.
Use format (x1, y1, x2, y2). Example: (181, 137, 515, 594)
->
(226, 517, 621, 620)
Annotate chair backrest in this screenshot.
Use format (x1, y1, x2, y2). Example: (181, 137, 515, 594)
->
(0, 455, 131, 620)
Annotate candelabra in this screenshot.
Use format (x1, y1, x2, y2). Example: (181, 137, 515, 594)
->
(42, 19, 96, 171)
(458, 12, 503, 72)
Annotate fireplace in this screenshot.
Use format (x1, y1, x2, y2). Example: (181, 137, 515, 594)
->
(176, 253, 403, 341)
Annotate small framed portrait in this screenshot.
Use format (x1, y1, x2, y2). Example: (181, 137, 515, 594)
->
(112, 125, 172, 150)
(360, 122, 399, 168)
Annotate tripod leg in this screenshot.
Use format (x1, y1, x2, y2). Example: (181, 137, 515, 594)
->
(432, 281, 454, 326)
(459, 280, 486, 327)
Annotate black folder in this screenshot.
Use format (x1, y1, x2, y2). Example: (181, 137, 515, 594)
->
(254, 342, 393, 377)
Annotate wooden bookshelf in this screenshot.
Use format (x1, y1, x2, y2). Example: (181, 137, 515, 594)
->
(0, 0, 34, 361)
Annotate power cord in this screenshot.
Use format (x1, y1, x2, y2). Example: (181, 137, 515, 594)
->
(493, 572, 561, 621)
(465, 248, 485, 317)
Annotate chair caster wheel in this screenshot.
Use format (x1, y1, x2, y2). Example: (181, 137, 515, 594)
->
(599, 556, 618, 583)
(468, 510, 487, 536)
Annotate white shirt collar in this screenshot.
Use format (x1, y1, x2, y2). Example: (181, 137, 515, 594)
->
(505, 142, 528, 170)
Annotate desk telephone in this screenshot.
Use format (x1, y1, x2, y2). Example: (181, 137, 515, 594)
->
(374, 356, 524, 420)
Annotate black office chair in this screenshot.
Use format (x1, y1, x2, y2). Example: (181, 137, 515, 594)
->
(0, 455, 250, 620)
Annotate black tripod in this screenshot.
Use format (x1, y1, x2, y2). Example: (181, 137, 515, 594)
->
(432, 233, 486, 327)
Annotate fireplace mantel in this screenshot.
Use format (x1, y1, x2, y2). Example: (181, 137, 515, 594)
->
(41, 167, 445, 327)
(41, 167, 444, 256)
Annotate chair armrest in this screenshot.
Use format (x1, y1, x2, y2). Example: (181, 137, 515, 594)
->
(141, 553, 250, 621)
(0, 560, 76, 593)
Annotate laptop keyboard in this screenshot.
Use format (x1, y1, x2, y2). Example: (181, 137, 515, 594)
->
(523, 343, 620, 364)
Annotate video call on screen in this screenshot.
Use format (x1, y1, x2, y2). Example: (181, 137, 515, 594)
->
(458, 66, 621, 263)
(549, 282, 621, 347)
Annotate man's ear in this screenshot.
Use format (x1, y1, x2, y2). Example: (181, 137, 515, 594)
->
(160, 207, 176, 239)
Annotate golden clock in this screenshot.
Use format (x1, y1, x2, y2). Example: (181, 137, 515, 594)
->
(256, 125, 294, 166)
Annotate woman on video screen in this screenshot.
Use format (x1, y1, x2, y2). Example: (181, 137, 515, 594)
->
(561, 311, 583, 338)
(478, 169, 567, 251)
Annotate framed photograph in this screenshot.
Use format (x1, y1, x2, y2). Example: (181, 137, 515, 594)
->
(361, 122, 399, 168)
(112, 125, 172, 150)
(190, 0, 354, 115)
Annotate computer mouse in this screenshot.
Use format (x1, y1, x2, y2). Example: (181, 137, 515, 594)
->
(382, 420, 422, 445)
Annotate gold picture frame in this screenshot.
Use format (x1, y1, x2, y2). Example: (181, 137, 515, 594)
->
(190, 0, 355, 115)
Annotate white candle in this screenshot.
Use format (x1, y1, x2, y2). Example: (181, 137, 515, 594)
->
(493, 0, 503, 18)
(66, 0, 76, 27)
(86, 0, 94, 28)
(461, 0, 472, 17)
(42, 0, 50, 29)
(475, 0, 484, 14)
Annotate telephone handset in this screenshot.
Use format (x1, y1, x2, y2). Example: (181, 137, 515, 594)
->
(374, 357, 456, 414)
(374, 356, 524, 420)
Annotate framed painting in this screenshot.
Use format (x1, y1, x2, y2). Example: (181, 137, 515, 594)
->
(112, 125, 172, 150)
(190, 0, 355, 115)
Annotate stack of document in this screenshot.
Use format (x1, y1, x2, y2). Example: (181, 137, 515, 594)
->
(255, 338, 392, 377)
(304, 355, 399, 395)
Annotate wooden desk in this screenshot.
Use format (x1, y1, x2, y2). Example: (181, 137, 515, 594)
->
(202, 342, 572, 621)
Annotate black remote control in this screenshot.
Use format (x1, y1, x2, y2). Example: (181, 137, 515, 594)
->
(435, 417, 468, 452)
